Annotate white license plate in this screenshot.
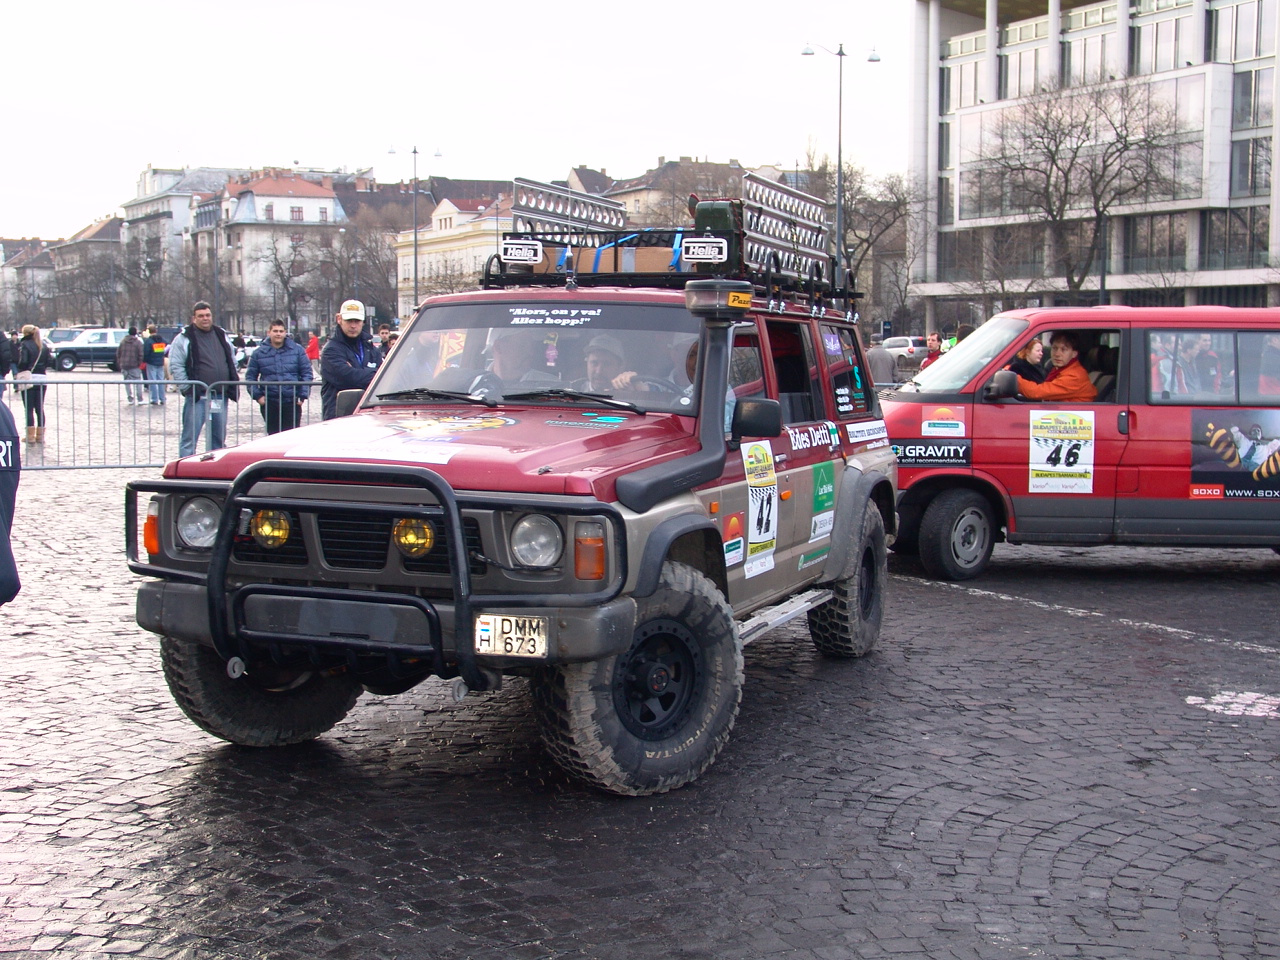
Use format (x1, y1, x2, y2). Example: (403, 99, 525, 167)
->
(474, 614, 548, 658)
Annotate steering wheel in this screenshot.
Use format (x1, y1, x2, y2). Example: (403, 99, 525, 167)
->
(628, 376, 682, 394)
(467, 371, 505, 397)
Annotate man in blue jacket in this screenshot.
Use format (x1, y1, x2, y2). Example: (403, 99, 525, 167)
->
(321, 299, 382, 420)
(245, 319, 313, 434)
(0, 398, 20, 605)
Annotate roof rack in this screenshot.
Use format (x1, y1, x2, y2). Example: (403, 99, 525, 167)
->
(482, 175, 860, 310)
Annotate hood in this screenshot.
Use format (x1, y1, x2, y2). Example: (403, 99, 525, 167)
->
(166, 406, 700, 499)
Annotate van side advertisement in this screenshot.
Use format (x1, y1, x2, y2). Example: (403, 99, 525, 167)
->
(1192, 409, 1280, 499)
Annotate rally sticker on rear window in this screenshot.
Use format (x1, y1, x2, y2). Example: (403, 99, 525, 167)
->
(1029, 410, 1094, 493)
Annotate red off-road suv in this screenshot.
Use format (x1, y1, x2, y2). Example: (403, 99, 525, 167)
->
(126, 177, 897, 795)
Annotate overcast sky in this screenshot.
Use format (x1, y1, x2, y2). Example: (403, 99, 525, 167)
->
(7, 0, 911, 240)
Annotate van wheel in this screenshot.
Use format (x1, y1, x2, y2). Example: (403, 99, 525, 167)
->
(160, 637, 362, 746)
(918, 489, 994, 581)
(57, 354, 77, 372)
(531, 562, 743, 796)
(808, 501, 885, 658)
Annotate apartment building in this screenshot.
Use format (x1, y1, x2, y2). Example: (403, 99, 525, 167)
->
(911, 0, 1279, 332)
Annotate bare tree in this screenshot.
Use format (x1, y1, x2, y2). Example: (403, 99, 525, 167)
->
(255, 231, 317, 330)
(979, 78, 1182, 301)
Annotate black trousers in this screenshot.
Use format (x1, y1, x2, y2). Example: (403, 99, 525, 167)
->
(260, 397, 302, 434)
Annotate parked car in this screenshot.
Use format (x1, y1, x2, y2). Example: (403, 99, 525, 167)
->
(883, 336, 928, 371)
(52, 328, 129, 372)
(882, 306, 1280, 580)
(42, 326, 98, 345)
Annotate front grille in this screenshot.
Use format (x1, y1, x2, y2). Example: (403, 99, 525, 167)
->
(404, 520, 486, 575)
(318, 513, 392, 569)
(318, 513, 487, 575)
(232, 511, 307, 565)
(230, 507, 486, 577)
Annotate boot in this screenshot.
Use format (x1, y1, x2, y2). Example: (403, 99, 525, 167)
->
(25, 427, 36, 443)
(35, 427, 45, 444)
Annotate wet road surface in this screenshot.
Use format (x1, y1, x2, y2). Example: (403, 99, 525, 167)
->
(3, 467, 1279, 959)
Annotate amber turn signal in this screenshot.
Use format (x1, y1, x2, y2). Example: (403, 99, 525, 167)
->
(574, 521, 605, 581)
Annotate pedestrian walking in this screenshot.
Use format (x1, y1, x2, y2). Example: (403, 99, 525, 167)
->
(15, 325, 53, 445)
(866, 335, 898, 385)
(320, 300, 382, 420)
(141, 325, 168, 404)
(116, 326, 145, 404)
(245, 319, 312, 434)
(167, 301, 240, 457)
(0, 395, 18, 606)
(305, 330, 321, 375)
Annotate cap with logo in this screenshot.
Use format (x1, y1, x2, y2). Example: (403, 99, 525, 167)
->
(339, 300, 366, 322)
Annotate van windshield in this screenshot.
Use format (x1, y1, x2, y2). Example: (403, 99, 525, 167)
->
(897, 315, 1029, 393)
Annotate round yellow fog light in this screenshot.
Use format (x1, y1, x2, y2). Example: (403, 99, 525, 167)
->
(250, 510, 291, 549)
(392, 517, 434, 558)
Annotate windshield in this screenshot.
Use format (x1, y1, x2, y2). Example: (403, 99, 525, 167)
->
(899, 315, 1029, 393)
(371, 301, 704, 415)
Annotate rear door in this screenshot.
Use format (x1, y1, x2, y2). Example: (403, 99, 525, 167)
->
(1116, 325, 1280, 542)
(972, 323, 1131, 542)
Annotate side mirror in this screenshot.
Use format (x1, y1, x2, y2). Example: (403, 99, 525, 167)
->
(983, 369, 1019, 401)
(731, 398, 782, 441)
(335, 389, 363, 418)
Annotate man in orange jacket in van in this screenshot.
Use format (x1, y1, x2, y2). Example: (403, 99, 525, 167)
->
(1016, 331, 1097, 402)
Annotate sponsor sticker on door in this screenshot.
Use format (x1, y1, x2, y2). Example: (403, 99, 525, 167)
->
(1029, 410, 1094, 493)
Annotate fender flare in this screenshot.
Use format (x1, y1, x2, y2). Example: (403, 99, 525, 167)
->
(820, 466, 889, 582)
(632, 513, 720, 598)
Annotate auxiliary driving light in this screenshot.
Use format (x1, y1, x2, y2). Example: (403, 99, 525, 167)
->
(250, 510, 291, 549)
(392, 517, 435, 558)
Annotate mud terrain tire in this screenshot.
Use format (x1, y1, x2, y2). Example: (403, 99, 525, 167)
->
(160, 637, 362, 747)
(808, 501, 886, 658)
(531, 562, 742, 796)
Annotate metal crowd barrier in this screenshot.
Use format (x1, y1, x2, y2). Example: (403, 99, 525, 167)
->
(1, 377, 321, 470)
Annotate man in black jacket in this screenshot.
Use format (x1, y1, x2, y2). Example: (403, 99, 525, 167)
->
(0, 398, 19, 605)
(321, 300, 382, 419)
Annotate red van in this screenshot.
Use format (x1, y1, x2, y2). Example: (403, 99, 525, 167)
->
(882, 306, 1280, 579)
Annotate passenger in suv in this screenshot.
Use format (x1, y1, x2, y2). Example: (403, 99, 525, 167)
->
(883, 307, 1280, 580)
(126, 179, 898, 796)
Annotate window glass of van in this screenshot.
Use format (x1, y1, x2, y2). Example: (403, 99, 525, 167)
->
(903, 315, 1028, 393)
(1238, 331, 1280, 404)
(1147, 331, 1235, 403)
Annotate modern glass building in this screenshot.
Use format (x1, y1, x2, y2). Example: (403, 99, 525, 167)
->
(910, 0, 1278, 331)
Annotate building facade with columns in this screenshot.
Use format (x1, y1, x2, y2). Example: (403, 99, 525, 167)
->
(910, 0, 1279, 332)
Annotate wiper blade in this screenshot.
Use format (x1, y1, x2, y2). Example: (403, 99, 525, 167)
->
(502, 388, 641, 413)
(375, 387, 496, 407)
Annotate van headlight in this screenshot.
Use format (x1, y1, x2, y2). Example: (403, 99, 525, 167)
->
(509, 515, 562, 568)
(176, 497, 221, 549)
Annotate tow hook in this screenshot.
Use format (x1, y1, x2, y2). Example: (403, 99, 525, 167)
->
(226, 657, 246, 679)
(450, 668, 503, 703)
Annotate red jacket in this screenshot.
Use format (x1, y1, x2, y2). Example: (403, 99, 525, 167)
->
(1018, 358, 1096, 402)
(919, 349, 943, 370)
(305, 334, 320, 361)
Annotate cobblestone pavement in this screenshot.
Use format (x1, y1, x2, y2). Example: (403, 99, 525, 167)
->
(2, 465, 1280, 959)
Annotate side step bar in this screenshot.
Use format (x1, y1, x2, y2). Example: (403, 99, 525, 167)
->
(737, 588, 834, 647)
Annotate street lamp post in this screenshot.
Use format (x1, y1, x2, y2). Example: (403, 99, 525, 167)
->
(802, 43, 879, 278)
(412, 145, 419, 309)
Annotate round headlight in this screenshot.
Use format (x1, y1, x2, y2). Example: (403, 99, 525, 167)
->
(510, 514, 563, 568)
(250, 510, 291, 549)
(392, 517, 434, 558)
(176, 497, 221, 549)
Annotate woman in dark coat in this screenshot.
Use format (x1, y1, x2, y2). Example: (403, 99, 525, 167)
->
(1006, 338, 1047, 384)
(17, 325, 53, 444)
